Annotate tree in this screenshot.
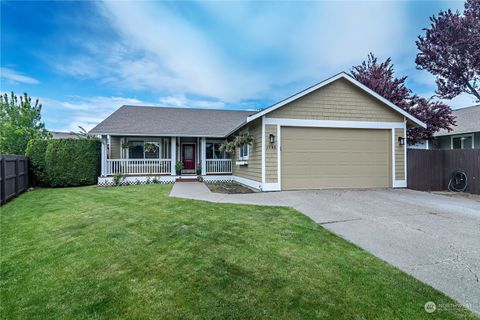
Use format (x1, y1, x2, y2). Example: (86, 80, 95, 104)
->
(351, 53, 410, 109)
(416, 0, 480, 101)
(406, 96, 456, 144)
(351, 53, 456, 144)
(0, 92, 50, 155)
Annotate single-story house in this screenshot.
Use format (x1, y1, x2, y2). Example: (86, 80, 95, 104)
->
(89, 72, 425, 191)
(409, 105, 479, 150)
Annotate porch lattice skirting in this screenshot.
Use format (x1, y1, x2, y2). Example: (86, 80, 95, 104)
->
(97, 175, 260, 188)
(97, 176, 177, 187)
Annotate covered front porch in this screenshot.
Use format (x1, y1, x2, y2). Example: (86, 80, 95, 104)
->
(99, 135, 232, 177)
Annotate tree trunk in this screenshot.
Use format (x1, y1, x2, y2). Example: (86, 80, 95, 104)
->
(466, 81, 480, 101)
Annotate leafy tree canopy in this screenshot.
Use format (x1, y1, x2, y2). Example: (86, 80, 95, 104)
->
(416, 0, 480, 101)
(0, 92, 50, 155)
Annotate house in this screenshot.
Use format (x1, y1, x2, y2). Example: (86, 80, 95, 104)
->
(430, 105, 479, 150)
(50, 131, 81, 139)
(89, 72, 425, 191)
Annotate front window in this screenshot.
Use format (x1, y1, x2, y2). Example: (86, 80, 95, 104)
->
(206, 143, 229, 159)
(127, 139, 169, 159)
(144, 142, 160, 159)
(452, 135, 473, 149)
(129, 141, 144, 159)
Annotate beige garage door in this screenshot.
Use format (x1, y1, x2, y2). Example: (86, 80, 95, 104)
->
(281, 127, 391, 190)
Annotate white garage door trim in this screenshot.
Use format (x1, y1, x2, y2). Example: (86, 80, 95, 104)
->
(260, 117, 407, 191)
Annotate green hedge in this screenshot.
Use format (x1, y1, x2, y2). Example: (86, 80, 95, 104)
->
(26, 138, 100, 187)
(25, 139, 49, 185)
(44, 139, 100, 187)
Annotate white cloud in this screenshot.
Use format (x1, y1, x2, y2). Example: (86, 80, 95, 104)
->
(1, 67, 39, 84)
(158, 95, 225, 109)
(445, 93, 478, 110)
(55, 58, 100, 79)
(40, 95, 154, 132)
(291, 2, 410, 78)
(70, 1, 269, 102)
(51, 1, 411, 104)
(40, 94, 247, 132)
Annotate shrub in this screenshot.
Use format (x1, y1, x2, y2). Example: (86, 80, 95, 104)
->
(25, 139, 49, 185)
(113, 173, 126, 186)
(44, 139, 100, 187)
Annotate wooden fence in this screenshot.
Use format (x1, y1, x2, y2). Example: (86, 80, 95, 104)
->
(0, 155, 30, 205)
(407, 149, 480, 194)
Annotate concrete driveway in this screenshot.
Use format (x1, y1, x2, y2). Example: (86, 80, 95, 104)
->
(170, 183, 480, 314)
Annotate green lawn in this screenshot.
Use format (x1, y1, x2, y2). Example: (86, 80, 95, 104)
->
(0, 185, 476, 319)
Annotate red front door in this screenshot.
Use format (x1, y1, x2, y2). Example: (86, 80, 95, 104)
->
(181, 144, 196, 170)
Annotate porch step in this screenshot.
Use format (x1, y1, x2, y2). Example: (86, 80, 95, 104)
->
(175, 178, 198, 182)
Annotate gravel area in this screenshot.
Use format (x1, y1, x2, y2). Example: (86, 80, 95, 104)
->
(205, 182, 255, 194)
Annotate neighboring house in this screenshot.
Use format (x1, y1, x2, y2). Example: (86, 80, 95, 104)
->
(409, 105, 480, 150)
(89, 72, 425, 191)
(50, 131, 80, 139)
(432, 105, 479, 150)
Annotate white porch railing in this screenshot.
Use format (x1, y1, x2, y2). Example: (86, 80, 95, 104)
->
(107, 159, 171, 175)
(205, 159, 232, 174)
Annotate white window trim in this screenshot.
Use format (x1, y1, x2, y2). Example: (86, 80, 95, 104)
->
(238, 129, 250, 161)
(450, 134, 474, 150)
(239, 143, 249, 161)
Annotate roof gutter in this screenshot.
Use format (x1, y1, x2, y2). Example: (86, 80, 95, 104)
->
(88, 132, 228, 138)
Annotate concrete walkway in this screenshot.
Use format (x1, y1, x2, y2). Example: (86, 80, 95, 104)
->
(170, 182, 480, 314)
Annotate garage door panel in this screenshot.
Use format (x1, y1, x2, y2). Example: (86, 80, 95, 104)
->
(283, 176, 388, 189)
(284, 153, 388, 164)
(281, 127, 391, 190)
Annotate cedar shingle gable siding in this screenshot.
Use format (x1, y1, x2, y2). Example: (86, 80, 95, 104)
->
(266, 78, 403, 122)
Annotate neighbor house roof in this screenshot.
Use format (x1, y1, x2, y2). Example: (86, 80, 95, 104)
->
(89, 106, 255, 137)
(247, 72, 427, 128)
(435, 104, 480, 136)
(50, 131, 80, 139)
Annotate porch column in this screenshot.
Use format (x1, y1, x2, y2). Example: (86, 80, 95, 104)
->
(171, 137, 176, 175)
(201, 137, 206, 175)
(100, 135, 107, 177)
(120, 138, 124, 159)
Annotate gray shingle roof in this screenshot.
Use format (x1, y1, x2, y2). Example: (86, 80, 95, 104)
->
(435, 105, 480, 136)
(89, 105, 255, 137)
(49, 131, 81, 139)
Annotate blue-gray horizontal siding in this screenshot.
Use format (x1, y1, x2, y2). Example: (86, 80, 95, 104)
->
(431, 132, 480, 149)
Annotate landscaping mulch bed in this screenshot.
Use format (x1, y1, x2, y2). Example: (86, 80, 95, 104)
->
(205, 182, 255, 194)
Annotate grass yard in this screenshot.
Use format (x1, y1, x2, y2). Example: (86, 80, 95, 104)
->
(0, 185, 477, 319)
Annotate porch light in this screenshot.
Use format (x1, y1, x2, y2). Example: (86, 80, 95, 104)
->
(269, 134, 275, 144)
(398, 136, 405, 146)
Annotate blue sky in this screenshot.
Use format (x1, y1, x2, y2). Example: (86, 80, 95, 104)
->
(1, 0, 475, 132)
